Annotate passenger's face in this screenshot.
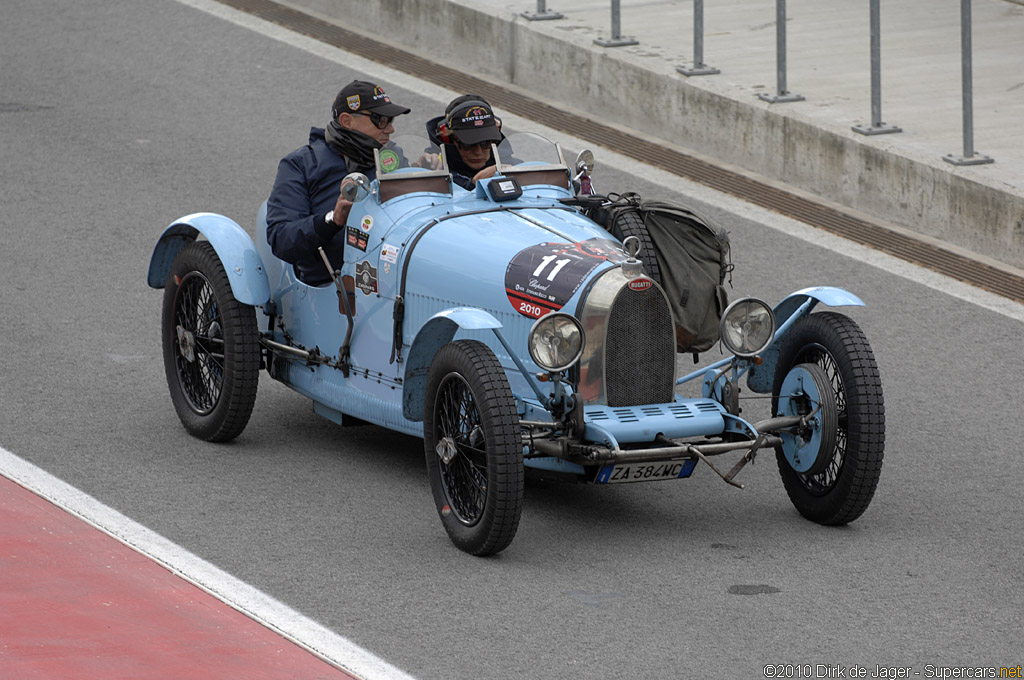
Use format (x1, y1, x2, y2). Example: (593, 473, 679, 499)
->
(455, 137, 492, 170)
(342, 111, 394, 145)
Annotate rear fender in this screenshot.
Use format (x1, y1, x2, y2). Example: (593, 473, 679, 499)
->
(402, 308, 502, 421)
(147, 213, 270, 306)
(747, 286, 865, 393)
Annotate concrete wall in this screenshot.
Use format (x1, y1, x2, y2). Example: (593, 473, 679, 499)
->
(283, 0, 1024, 269)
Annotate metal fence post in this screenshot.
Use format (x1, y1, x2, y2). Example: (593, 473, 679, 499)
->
(853, 0, 900, 135)
(944, 0, 993, 165)
(594, 0, 639, 47)
(758, 0, 804, 103)
(521, 0, 563, 21)
(677, 0, 720, 76)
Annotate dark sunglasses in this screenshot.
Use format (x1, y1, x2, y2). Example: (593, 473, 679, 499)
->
(355, 110, 394, 130)
(455, 137, 492, 151)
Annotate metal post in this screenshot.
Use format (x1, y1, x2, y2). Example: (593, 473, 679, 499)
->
(595, 0, 638, 47)
(759, 0, 804, 103)
(944, 0, 993, 165)
(522, 0, 563, 21)
(677, 0, 720, 76)
(853, 0, 900, 135)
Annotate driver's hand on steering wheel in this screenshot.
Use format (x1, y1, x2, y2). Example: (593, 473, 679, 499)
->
(412, 152, 442, 170)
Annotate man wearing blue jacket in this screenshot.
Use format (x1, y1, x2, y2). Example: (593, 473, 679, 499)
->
(266, 80, 410, 285)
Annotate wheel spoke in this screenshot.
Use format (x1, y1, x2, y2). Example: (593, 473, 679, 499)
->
(173, 272, 224, 415)
(435, 373, 489, 526)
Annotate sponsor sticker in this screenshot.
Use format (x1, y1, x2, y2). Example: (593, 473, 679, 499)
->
(378, 149, 400, 174)
(346, 226, 368, 252)
(361, 215, 373, 231)
(380, 243, 399, 264)
(355, 261, 378, 295)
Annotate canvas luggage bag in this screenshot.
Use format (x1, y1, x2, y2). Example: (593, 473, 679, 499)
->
(607, 196, 732, 354)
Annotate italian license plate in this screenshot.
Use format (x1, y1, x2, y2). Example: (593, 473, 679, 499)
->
(595, 459, 697, 484)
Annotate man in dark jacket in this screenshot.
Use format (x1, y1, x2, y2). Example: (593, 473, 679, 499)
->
(267, 80, 410, 285)
(425, 95, 504, 191)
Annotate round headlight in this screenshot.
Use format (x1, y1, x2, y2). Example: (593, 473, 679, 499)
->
(528, 313, 585, 372)
(719, 297, 776, 357)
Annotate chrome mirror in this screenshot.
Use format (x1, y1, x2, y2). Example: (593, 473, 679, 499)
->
(340, 172, 371, 201)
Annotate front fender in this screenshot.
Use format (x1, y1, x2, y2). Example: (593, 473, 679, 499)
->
(147, 213, 270, 306)
(402, 308, 502, 421)
(747, 286, 865, 393)
(773, 286, 864, 328)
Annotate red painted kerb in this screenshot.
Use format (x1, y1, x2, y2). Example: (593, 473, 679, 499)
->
(0, 475, 360, 680)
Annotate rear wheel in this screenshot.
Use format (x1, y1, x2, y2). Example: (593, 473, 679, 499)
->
(423, 340, 523, 555)
(161, 241, 259, 442)
(772, 312, 884, 525)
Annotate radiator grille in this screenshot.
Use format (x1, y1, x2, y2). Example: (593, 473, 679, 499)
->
(605, 286, 676, 406)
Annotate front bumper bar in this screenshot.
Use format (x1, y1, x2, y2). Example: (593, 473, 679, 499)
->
(526, 415, 801, 488)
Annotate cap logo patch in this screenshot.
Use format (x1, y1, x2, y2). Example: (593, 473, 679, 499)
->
(346, 95, 361, 110)
(373, 86, 391, 104)
(460, 107, 491, 126)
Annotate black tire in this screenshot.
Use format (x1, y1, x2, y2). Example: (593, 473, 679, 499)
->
(423, 340, 524, 556)
(772, 312, 884, 525)
(610, 209, 663, 285)
(162, 241, 259, 442)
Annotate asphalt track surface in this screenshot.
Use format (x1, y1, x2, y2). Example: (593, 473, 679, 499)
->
(1, 1, 1022, 678)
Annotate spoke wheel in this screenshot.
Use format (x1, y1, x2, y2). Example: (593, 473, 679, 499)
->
(162, 241, 259, 442)
(424, 340, 523, 555)
(772, 312, 885, 525)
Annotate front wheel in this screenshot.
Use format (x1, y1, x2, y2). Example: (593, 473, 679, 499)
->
(161, 240, 260, 442)
(423, 340, 523, 556)
(772, 312, 884, 525)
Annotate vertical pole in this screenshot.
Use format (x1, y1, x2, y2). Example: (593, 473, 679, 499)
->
(677, 0, 720, 76)
(759, 0, 803, 102)
(944, 0, 993, 164)
(595, 0, 639, 46)
(522, 0, 563, 21)
(853, 0, 900, 134)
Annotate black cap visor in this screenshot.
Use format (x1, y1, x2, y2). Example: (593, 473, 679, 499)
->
(367, 101, 411, 117)
(453, 124, 501, 146)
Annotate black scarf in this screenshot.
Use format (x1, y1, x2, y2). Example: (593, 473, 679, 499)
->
(325, 119, 381, 175)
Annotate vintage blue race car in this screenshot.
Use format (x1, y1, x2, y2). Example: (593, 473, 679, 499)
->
(147, 133, 885, 555)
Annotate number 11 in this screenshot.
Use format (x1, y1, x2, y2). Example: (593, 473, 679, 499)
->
(533, 255, 571, 281)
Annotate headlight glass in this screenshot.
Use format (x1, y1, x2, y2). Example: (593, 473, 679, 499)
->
(528, 313, 585, 372)
(719, 297, 776, 357)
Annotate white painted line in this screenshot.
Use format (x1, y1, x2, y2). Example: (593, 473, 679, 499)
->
(0, 446, 418, 680)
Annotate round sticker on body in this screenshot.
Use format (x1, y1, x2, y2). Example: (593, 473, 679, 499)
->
(361, 215, 373, 231)
(378, 149, 400, 174)
(504, 238, 628, 319)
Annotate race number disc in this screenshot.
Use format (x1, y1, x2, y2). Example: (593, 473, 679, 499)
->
(504, 239, 627, 319)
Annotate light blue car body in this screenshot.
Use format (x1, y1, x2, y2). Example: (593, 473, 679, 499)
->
(147, 143, 864, 480)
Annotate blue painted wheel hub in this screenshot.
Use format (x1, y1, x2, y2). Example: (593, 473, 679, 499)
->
(777, 363, 838, 475)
